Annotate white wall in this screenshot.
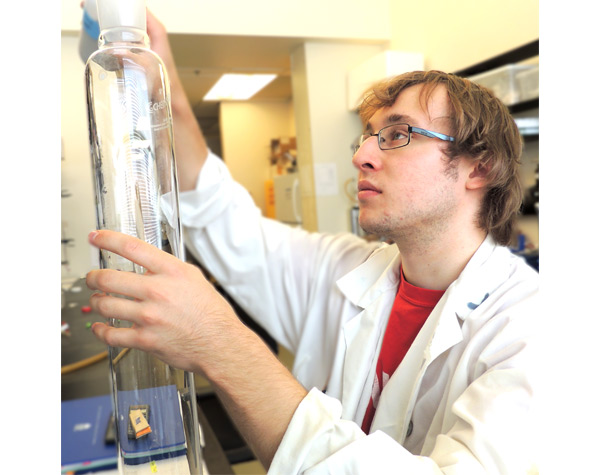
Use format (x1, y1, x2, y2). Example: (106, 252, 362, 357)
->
(61, 0, 390, 41)
(220, 101, 295, 214)
(388, 0, 539, 72)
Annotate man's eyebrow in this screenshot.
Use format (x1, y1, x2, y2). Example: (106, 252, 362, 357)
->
(366, 113, 415, 132)
(386, 113, 414, 124)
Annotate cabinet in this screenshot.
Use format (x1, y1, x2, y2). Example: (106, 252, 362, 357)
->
(454, 40, 539, 113)
(455, 40, 539, 269)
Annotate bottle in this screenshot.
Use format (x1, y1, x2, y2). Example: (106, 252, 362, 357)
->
(84, 0, 204, 472)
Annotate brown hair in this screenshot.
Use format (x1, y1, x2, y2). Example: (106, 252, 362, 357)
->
(358, 70, 523, 246)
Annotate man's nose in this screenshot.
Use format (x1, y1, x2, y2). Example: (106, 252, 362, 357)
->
(352, 135, 382, 171)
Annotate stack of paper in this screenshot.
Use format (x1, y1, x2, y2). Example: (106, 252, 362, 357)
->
(61, 394, 117, 474)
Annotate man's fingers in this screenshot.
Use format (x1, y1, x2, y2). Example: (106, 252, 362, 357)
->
(91, 322, 141, 350)
(89, 292, 143, 324)
(86, 266, 157, 304)
(89, 230, 178, 274)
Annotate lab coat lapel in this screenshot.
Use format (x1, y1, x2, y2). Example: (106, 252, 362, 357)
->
(336, 246, 400, 421)
(370, 291, 463, 442)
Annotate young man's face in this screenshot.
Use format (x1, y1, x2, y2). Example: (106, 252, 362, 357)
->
(352, 84, 473, 245)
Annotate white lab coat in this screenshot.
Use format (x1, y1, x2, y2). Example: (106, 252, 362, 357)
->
(179, 152, 540, 474)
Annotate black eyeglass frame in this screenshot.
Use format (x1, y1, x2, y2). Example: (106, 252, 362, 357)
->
(355, 123, 455, 153)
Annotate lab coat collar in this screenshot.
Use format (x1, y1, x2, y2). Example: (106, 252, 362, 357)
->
(336, 244, 401, 309)
(443, 234, 508, 321)
(336, 235, 503, 318)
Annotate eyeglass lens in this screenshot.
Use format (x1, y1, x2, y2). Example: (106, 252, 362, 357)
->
(357, 124, 411, 152)
(378, 124, 410, 150)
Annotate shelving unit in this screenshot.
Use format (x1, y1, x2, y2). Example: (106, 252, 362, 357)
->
(454, 39, 539, 112)
(453, 39, 538, 75)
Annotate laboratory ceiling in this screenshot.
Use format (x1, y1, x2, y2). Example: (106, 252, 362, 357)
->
(169, 33, 301, 121)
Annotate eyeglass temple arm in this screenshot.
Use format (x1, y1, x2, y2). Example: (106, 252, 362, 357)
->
(411, 126, 455, 142)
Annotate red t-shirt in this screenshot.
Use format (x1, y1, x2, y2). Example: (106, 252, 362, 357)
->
(361, 267, 445, 433)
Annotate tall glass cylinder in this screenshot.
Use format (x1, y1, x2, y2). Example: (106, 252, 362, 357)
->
(84, 0, 203, 473)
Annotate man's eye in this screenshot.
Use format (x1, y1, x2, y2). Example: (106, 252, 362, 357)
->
(386, 126, 408, 142)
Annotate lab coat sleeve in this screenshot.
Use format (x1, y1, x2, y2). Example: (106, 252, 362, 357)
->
(178, 152, 378, 358)
(270, 384, 536, 474)
(270, 388, 443, 474)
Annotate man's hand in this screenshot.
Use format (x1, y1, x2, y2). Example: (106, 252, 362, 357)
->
(146, 10, 177, 83)
(86, 229, 237, 377)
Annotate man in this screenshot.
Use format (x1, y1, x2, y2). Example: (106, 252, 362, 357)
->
(87, 12, 539, 473)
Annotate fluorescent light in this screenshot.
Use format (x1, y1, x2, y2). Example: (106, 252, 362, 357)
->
(203, 73, 277, 101)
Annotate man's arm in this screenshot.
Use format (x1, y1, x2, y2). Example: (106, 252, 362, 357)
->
(86, 230, 308, 469)
(146, 10, 208, 192)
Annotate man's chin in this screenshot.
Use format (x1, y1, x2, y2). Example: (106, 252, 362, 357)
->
(358, 214, 379, 234)
(359, 220, 381, 238)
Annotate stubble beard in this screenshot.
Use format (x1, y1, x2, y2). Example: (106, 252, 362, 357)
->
(360, 198, 456, 252)
(359, 158, 461, 250)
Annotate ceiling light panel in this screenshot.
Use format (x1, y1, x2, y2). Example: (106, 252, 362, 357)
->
(203, 73, 277, 101)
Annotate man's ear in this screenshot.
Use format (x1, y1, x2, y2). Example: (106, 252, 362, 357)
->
(466, 160, 490, 190)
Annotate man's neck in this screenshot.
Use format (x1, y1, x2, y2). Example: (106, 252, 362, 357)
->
(395, 229, 487, 291)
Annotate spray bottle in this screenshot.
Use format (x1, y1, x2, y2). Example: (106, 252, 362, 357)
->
(84, 0, 204, 472)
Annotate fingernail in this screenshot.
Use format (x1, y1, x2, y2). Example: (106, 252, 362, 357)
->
(89, 231, 99, 242)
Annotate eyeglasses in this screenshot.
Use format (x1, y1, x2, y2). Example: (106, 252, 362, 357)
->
(354, 123, 455, 153)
